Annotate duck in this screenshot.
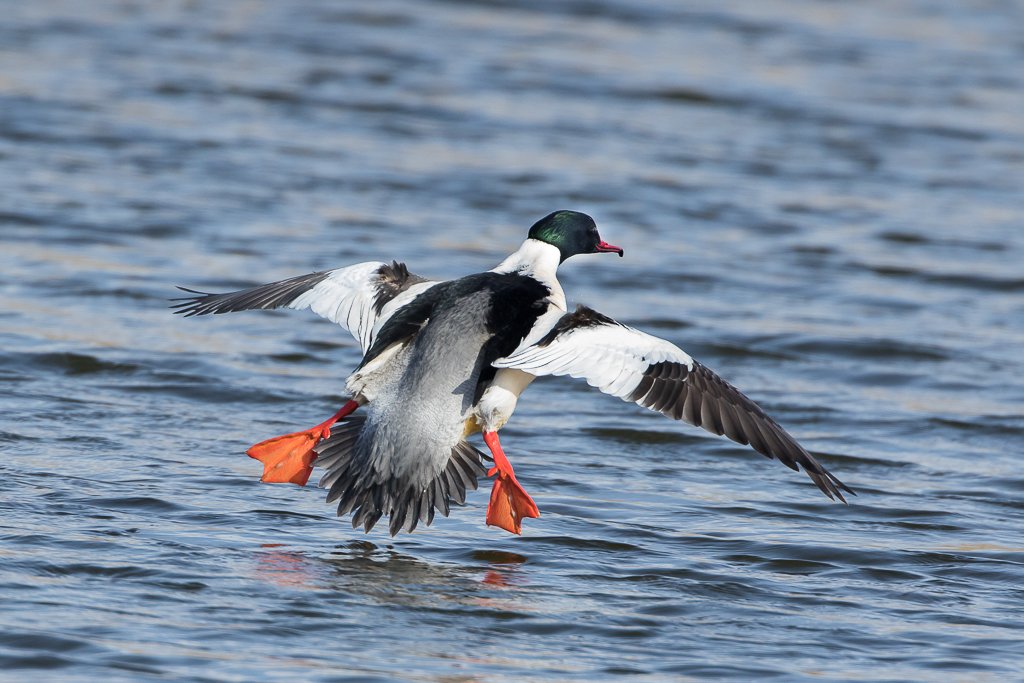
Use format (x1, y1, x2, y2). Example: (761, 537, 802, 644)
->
(173, 211, 853, 536)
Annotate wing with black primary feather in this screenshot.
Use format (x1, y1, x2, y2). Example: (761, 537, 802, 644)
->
(171, 261, 435, 354)
(494, 304, 854, 502)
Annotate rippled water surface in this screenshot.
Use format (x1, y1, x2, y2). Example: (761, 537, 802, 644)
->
(3, 0, 1024, 680)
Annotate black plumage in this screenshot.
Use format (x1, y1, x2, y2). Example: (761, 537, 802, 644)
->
(627, 360, 853, 502)
(359, 271, 550, 402)
(170, 270, 334, 317)
(371, 261, 429, 315)
(537, 304, 619, 347)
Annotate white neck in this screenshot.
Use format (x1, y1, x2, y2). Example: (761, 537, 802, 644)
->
(491, 238, 566, 310)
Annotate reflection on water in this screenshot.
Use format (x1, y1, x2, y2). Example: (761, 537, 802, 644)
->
(254, 545, 323, 589)
(475, 550, 528, 589)
(2, 0, 1024, 680)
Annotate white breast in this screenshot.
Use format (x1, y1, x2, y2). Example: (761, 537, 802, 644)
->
(475, 368, 536, 432)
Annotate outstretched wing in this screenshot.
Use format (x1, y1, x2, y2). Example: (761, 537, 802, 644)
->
(493, 305, 854, 502)
(171, 261, 434, 354)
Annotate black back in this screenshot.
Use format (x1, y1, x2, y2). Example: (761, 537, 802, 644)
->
(360, 271, 550, 403)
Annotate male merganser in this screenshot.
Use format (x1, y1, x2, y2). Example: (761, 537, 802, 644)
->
(174, 211, 853, 536)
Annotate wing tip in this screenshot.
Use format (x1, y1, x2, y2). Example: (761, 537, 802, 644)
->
(169, 287, 215, 316)
(804, 464, 856, 504)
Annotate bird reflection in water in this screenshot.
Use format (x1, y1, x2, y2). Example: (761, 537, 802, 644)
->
(252, 542, 532, 614)
(474, 550, 527, 588)
(254, 543, 321, 588)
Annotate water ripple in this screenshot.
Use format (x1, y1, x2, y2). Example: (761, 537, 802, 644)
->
(1, 0, 1023, 681)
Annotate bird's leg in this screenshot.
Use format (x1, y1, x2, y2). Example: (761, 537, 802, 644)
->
(247, 400, 360, 486)
(483, 431, 539, 535)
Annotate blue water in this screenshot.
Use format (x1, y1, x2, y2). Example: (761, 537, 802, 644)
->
(2, 0, 1024, 680)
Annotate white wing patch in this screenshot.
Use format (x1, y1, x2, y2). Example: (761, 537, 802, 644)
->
(493, 307, 694, 399)
(289, 262, 386, 354)
(174, 261, 437, 356)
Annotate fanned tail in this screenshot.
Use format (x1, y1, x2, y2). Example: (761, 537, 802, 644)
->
(313, 421, 491, 537)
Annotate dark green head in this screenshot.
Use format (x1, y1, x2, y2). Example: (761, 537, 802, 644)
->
(527, 210, 623, 263)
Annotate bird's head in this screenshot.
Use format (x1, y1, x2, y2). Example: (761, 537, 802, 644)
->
(527, 211, 623, 263)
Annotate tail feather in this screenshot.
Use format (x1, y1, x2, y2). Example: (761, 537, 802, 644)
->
(388, 487, 411, 537)
(445, 463, 468, 504)
(313, 419, 490, 536)
(433, 477, 450, 517)
(418, 491, 433, 526)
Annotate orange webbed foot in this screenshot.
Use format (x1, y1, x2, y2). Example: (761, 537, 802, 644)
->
(247, 428, 322, 486)
(482, 431, 539, 535)
(485, 470, 540, 534)
(246, 400, 359, 486)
